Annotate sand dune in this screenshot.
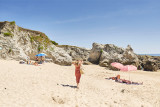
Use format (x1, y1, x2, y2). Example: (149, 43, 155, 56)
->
(0, 60, 160, 107)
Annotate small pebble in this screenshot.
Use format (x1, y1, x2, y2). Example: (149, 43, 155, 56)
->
(121, 89, 125, 93)
(114, 101, 117, 103)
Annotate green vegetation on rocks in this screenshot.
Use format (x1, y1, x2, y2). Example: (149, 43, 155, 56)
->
(38, 45, 43, 52)
(30, 36, 34, 43)
(10, 21, 15, 25)
(101, 49, 103, 53)
(4, 32, 13, 37)
(28, 34, 49, 51)
(18, 27, 22, 31)
(29, 33, 58, 50)
(57, 45, 79, 48)
(29, 33, 51, 48)
(50, 47, 54, 51)
(51, 40, 58, 45)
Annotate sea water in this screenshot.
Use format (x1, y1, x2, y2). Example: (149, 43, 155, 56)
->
(139, 54, 160, 56)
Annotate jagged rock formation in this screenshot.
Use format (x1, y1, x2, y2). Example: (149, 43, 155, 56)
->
(138, 55, 159, 71)
(151, 56, 160, 69)
(88, 43, 159, 71)
(57, 45, 92, 65)
(0, 21, 72, 65)
(57, 45, 90, 60)
(88, 43, 139, 68)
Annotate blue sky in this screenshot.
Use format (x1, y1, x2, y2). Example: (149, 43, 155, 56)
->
(0, 0, 160, 54)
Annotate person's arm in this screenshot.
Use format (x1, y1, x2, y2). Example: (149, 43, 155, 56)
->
(79, 60, 83, 65)
(72, 61, 75, 65)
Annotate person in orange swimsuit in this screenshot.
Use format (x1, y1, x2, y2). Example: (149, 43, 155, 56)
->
(72, 60, 83, 89)
(108, 75, 143, 85)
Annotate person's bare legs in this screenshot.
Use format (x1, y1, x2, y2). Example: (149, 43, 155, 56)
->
(77, 83, 79, 89)
(76, 75, 81, 89)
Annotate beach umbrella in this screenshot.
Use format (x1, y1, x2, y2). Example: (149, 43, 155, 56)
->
(111, 62, 124, 70)
(35, 53, 46, 56)
(120, 65, 137, 80)
(120, 65, 137, 71)
(111, 62, 124, 77)
(111, 62, 137, 80)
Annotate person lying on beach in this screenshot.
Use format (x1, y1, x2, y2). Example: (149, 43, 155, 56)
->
(31, 61, 39, 66)
(108, 75, 120, 80)
(108, 75, 143, 85)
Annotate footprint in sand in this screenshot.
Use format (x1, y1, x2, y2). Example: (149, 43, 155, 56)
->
(52, 96, 65, 104)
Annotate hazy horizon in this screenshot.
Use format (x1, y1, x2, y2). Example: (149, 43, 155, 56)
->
(0, 0, 160, 54)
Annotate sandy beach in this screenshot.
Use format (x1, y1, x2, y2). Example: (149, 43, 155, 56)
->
(0, 60, 160, 107)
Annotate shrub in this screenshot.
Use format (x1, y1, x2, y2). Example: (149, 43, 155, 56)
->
(51, 40, 58, 45)
(38, 45, 43, 52)
(18, 27, 22, 31)
(50, 47, 54, 51)
(30, 36, 34, 43)
(40, 34, 44, 38)
(4, 32, 13, 37)
(10, 21, 15, 25)
(100, 49, 103, 53)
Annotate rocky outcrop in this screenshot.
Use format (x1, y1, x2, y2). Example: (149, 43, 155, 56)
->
(57, 45, 90, 61)
(57, 45, 92, 65)
(88, 43, 159, 71)
(88, 43, 139, 68)
(0, 21, 159, 70)
(47, 45, 72, 66)
(88, 43, 104, 64)
(0, 21, 72, 65)
(138, 55, 159, 71)
(151, 56, 160, 69)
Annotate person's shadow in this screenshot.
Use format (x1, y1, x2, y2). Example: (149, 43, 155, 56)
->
(61, 84, 77, 89)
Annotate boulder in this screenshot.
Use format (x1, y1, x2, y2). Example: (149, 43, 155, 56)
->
(142, 60, 158, 71)
(138, 55, 159, 71)
(88, 43, 104, 64)
(57, 45, 90, 61)
(48, 46, 72, 66)
(88, 43, 140, 69)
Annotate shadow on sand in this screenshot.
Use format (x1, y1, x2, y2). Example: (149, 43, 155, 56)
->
(105, 78, 111, 80)
(61, 84, 77, 89)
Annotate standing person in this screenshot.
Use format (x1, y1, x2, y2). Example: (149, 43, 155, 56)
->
(35, 56, 38, 61)
(72, 60, 83, 89)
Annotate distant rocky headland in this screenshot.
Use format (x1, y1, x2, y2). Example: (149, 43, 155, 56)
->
(0, 21, 159, 71)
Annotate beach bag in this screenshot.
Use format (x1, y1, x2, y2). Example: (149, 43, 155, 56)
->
(19, 60, 25, 64)
(80, 65, 84, 74)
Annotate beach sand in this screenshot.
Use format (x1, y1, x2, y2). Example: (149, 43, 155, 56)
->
(0, 60, 160, 107)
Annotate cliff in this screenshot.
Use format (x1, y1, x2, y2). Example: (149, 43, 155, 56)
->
(0, 21, 72, 65)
